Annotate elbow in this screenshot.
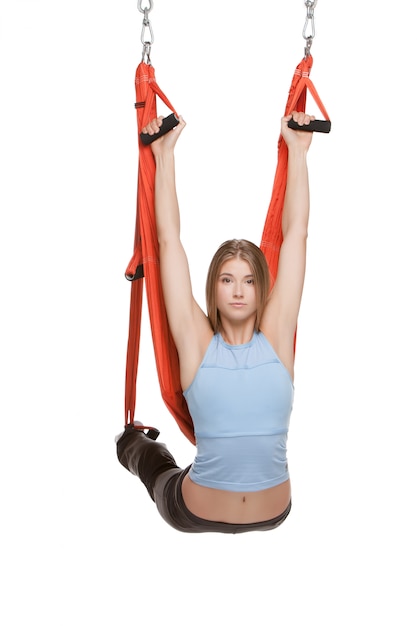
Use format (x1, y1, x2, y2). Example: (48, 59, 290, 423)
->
(282, 221, 309, 243)
(157, 232, 168, 248)
(156, 223, 179, 248)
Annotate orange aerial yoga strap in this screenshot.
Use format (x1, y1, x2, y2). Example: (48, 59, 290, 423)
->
(261, 54, 330, 353)
(124, 55, 329, 446)
(124, 62, 195, 443)
(261, 53, 329, 277)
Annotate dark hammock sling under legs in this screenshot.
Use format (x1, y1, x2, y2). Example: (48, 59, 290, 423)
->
(124, 55, 330, 445)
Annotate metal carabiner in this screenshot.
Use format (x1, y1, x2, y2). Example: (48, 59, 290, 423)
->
(303, 1, 316, 40)
(141, 10, 154, 46)
(303, 0, 317, 56)
(138, 0, 154, 62)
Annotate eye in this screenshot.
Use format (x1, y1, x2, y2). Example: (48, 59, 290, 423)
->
(221, 277, 232, 284)
(246, 278, 255, 285)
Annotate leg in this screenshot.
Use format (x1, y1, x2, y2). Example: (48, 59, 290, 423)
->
(116, 422, 180, 501)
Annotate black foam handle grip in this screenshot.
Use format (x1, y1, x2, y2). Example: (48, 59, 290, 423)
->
(140, 113, 180, 145)
(288, 119, 331, 133)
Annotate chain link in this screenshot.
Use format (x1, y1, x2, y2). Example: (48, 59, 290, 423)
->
(138, 0, 153, 13)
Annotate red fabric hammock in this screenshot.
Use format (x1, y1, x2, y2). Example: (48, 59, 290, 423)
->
(124, 55, 329, 445)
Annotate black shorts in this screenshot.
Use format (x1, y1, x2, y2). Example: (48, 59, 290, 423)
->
(117, 426, 291, 534)
(154, 466, 291, 534)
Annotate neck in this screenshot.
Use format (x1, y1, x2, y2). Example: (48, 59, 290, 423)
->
(219, 320, 256, 346)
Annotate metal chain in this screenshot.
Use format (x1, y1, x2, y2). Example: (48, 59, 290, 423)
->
(138, 0, 154, 63)
(303, 0, 317, 57)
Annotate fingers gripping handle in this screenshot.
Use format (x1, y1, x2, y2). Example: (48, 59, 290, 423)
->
(288, 119, 331, 133)
(139, 113, 330, 144)
(140, 113, 180, 145)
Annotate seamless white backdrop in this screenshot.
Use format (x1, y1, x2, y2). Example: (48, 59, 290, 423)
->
(1, 2, 416, 625)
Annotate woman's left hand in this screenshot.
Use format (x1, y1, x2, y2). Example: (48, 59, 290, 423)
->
(281, 112, 315, 150)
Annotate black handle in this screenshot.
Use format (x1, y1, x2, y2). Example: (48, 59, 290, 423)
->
(140, 113, 180, 145)
(287, 118, 331, 133)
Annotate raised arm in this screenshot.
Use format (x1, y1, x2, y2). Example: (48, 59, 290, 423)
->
(261, 112, 314, 379)
(142, 117, 212, 389)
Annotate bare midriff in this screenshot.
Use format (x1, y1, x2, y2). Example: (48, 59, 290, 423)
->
(181, 474, 291, 524)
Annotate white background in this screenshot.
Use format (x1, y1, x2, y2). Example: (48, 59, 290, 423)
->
(1, 1, 416, 624)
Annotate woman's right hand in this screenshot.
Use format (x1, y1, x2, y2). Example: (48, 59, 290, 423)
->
(141, 115, 186, 156)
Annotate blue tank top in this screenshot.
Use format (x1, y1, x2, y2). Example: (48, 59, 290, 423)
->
(183, 332, 294, 492)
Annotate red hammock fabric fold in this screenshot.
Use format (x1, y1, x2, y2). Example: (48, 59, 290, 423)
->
(124, 56, 328, 445)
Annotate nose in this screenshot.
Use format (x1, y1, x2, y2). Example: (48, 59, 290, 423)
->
(233, 283, 243, 298)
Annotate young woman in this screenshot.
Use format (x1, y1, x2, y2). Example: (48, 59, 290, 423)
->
(116, 111, 314, 533)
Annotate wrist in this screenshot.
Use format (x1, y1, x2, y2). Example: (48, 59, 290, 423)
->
(287, 147, 308, 167)
(287, 143, 308, 156)
(154, 151, 175, 167)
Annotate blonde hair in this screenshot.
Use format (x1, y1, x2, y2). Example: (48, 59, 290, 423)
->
(205, 239, 270, 333)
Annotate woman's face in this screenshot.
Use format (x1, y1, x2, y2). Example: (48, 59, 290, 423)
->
(215, 257, 257, 324)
